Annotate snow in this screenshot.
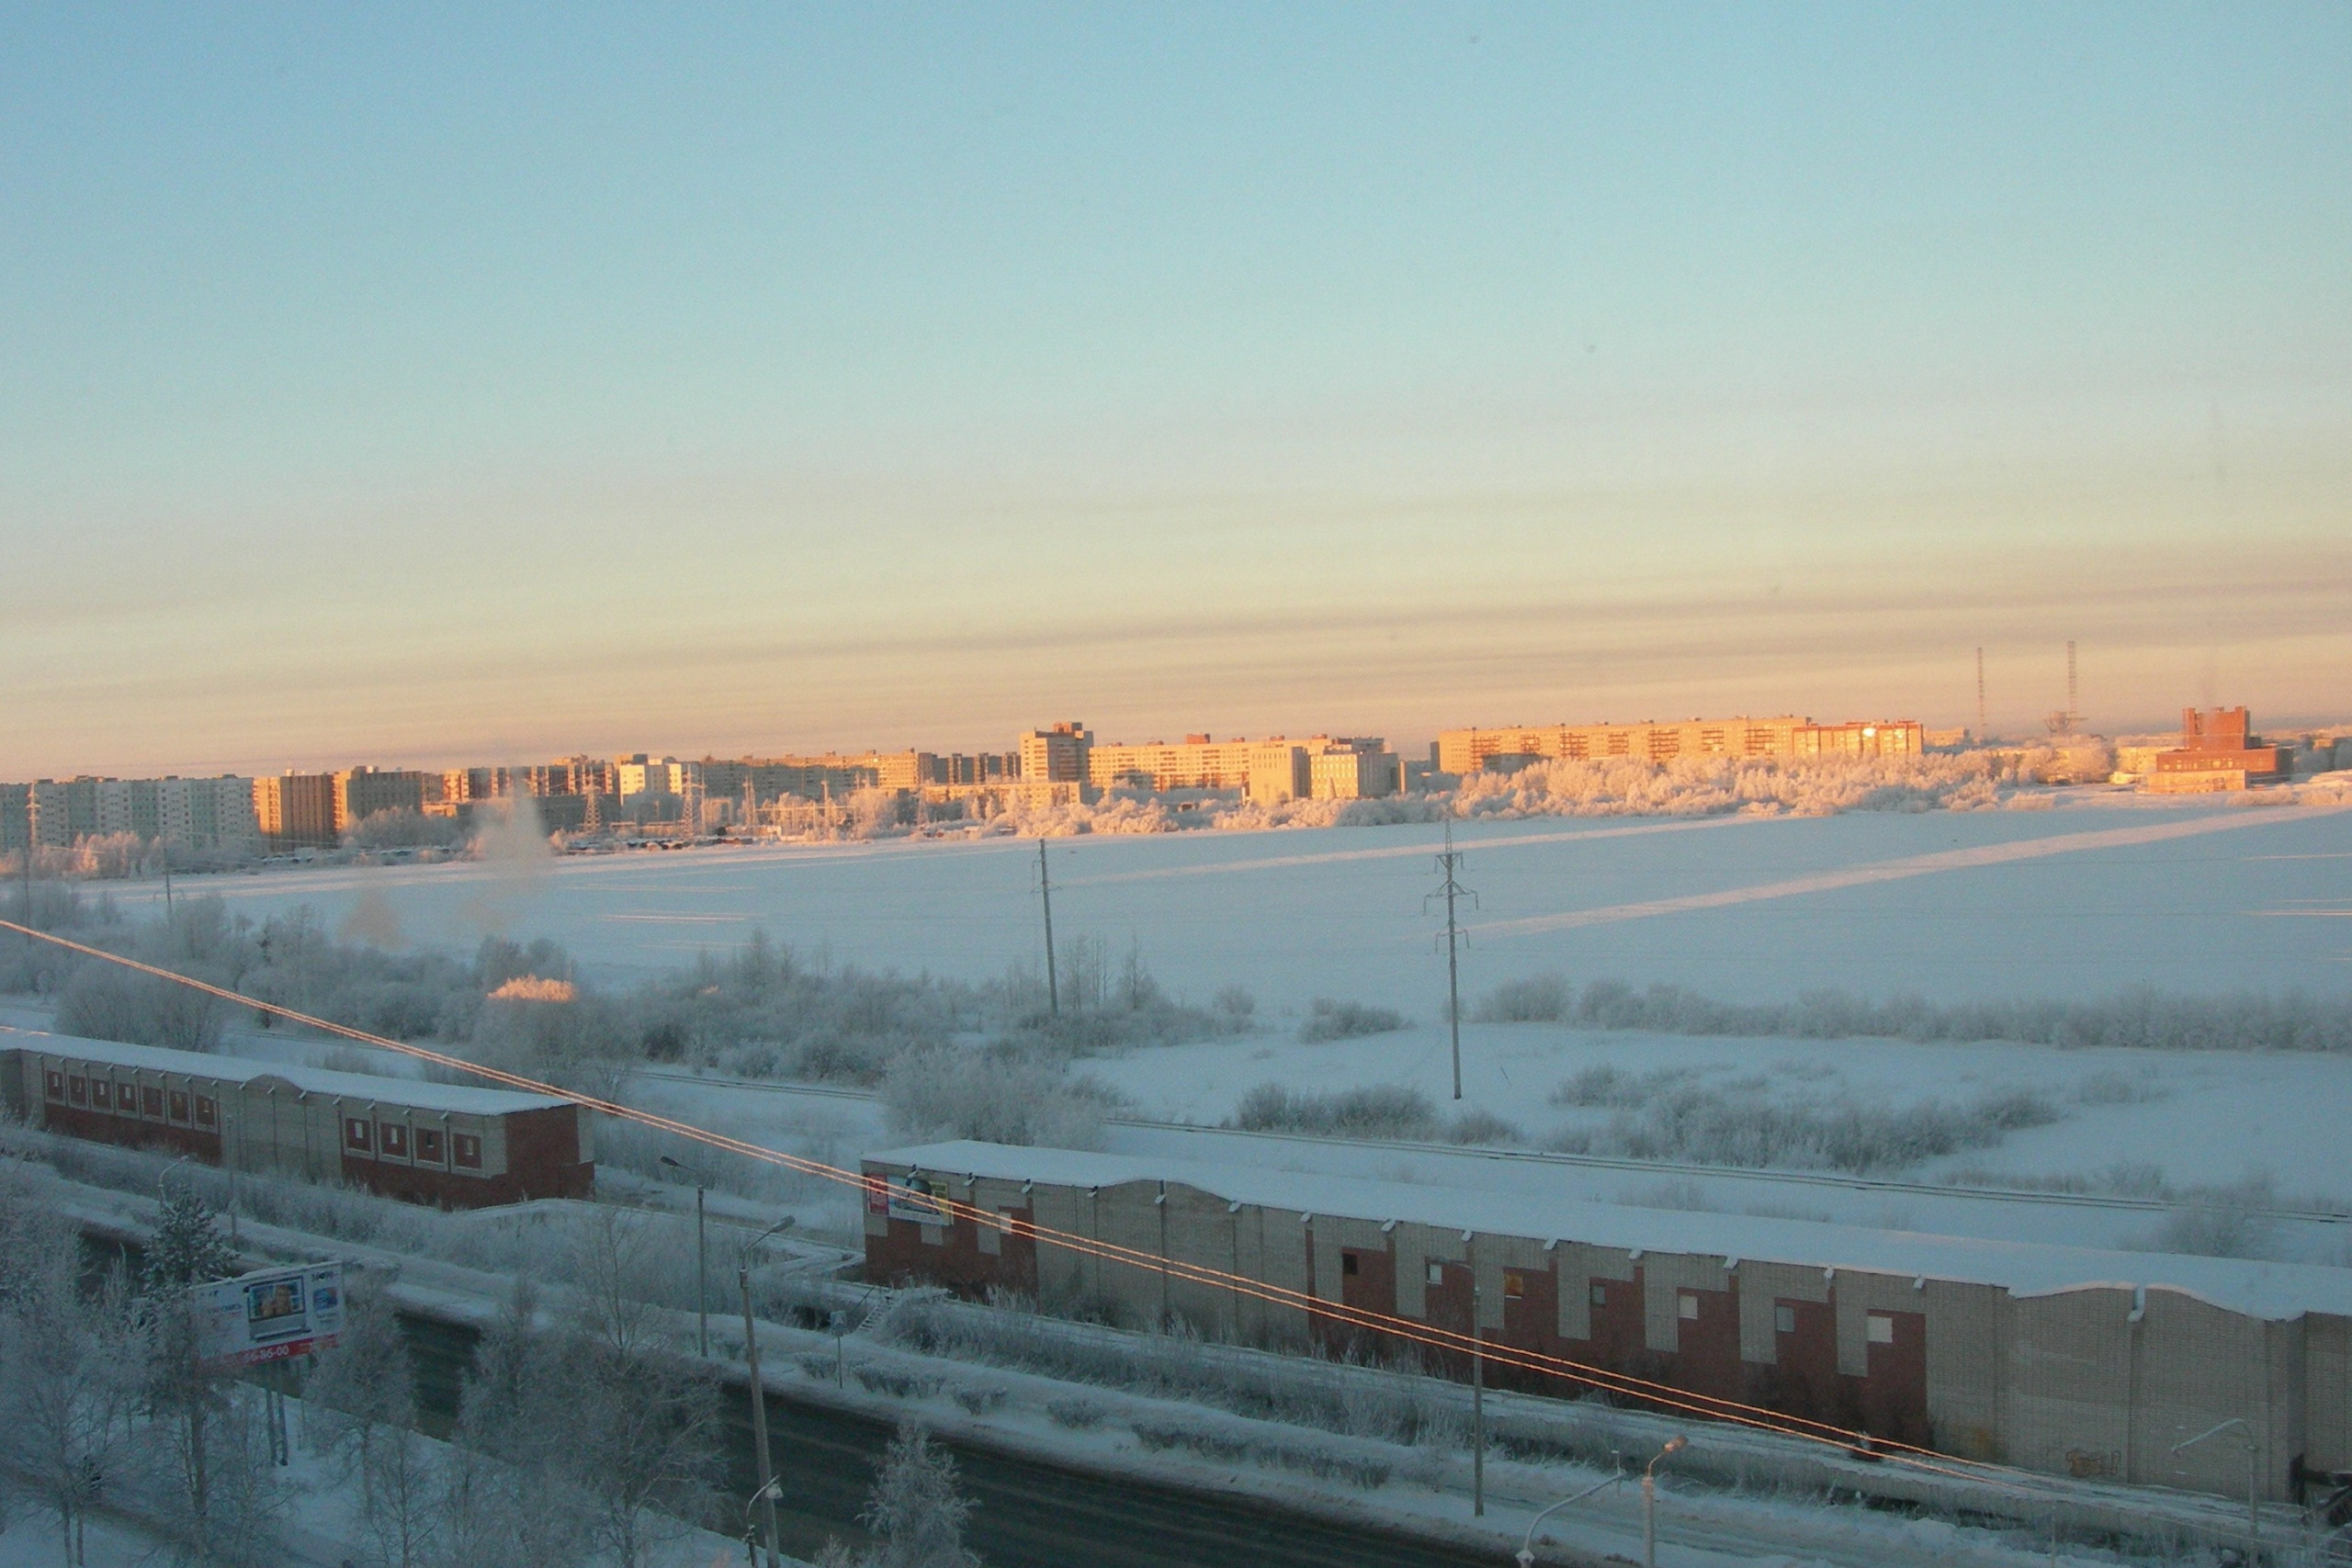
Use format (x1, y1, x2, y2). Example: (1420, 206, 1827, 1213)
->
(83, 795, 2352, 1010)
(0, 1025, 569, 1114)
(870, 1138, 2352, 1322)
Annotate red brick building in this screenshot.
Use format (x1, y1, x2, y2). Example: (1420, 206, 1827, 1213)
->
(2150, 706, 2290, 793)
(1, 1028, 593, 1207)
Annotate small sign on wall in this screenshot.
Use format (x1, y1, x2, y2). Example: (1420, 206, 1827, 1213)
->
(883, 1172, 950, 1225)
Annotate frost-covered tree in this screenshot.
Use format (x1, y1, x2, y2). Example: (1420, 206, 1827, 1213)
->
(305, 1287, 437, 1568)
(819, 1425, 981, 1568)
(0, 1190, 147, 1565)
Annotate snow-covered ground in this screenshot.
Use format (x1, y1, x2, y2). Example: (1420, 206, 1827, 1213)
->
(85, 794, 2352, 1012)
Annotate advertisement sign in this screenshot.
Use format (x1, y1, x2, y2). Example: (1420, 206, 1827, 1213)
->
(194, 1263, 346, 1369)
(883, 1173, 950, 1226)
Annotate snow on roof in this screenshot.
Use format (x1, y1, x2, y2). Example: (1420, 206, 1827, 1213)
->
(867, 1140, 2352, 1323)
(2, 1026, 569, 1117)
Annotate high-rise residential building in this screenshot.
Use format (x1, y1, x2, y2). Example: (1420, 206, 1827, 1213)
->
(28, 778, 98, 847)
(333, 767, 430, 829)
(253, 773, 338, 849)
(1018, 723, 1092, 784)
(155, 776, 262, 852)
(1435, 716, 1925, 774)
(1306, 739, 1404, 801)
(94, 778, 160, 840)
(0, 784, 28, 854)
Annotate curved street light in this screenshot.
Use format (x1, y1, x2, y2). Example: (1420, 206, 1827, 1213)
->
(2170, 1416, 2260, 1542)
(738, 1215, 797, 1568)
(1642, 1436, 1688, 1568)
(1516, 1470, 1625, 1566)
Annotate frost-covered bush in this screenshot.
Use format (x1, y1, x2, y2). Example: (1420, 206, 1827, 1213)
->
(55, 960, 222, 1052)
(1545, 1070, 2063, 1174)
(1528, 976, 2352, 1054)
(1297, 998, 1407, 1042)
(879, 1047, 1129, 1149)
(1473, 974, 1572, 1023)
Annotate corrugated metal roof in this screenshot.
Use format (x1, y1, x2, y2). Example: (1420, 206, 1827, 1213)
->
(3, 1026, 568, 1117)
(868, 1139, 2352, 1323)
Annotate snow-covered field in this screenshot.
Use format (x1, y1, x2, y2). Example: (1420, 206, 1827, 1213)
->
(96, 794, 2352, 1010)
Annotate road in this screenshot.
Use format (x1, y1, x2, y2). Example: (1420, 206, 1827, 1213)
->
(399, 1312, 1515, 1568)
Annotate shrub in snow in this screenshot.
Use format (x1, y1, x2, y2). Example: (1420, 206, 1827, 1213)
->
(1231, 1082, 1439, 1140)
(1473, 973, 1572, 1023)
(1045, 1396, 1106, 1430)
(56, 959, 222, 1052)
(880, 1047, 1127, 1149)
(1297, 998, 1407, 1042)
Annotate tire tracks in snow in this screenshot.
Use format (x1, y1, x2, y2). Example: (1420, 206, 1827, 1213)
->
(1472, 804, 2348, 941)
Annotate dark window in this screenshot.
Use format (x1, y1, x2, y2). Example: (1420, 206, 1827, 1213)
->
(144, 1087, 164, 1117)
(167, 1091, 189, 1123)
(452, 1133, 482, 1169)
(194, 1096, 217, 1128)
(1340, 1251, 1361, 1277)
(414, 1128, 445, 1164)
(91, 1080, 110, 1109)
(379, 1123, 408, 1157)
(119, 1084, 142, 1117)
(345, 1118, 371, 1152)
(68, 1076, 87, 1105)
(44, 1070, 63, 1100)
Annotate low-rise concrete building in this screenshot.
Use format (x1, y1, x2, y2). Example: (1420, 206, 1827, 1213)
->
(3, 1030, 593, 1207)
(863, 1141, 2351, 1505)
(2149, 708, 2291, 794)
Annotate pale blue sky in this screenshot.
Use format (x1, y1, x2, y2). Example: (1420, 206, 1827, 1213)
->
(3, 4, 2346, 773)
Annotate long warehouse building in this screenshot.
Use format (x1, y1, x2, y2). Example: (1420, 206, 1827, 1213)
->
(863, 1140, 2350, 1506)
(2, 1028, 594, 1207)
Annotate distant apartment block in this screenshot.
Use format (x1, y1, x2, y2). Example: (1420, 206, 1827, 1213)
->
(2148, 707, 2290, 794)
(1435, 716, 1925, 774)
(334, 767, 430, 829)
(253, 773, 338, 849)
(1019, 723, 1093, 785)
(156, 776, 262, 852)
(0, 784, 28, 854)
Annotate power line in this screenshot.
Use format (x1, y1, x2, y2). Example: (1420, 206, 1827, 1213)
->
(1424, 820, 1476, 1100)
(0, 919, 2129, 1509)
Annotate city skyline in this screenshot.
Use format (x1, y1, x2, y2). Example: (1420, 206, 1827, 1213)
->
(5, 6, 2346, 776)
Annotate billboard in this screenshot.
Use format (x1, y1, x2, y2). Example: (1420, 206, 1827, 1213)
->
(881, 1172, 950, 1225)
(194, 1263, 346, 1369)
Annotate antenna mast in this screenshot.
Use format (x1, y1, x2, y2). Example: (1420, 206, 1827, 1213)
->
(1975, 647, 1987, 741)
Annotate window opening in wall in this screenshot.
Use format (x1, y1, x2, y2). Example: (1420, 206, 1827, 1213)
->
(68, 1076, 87, 1105)
(1866, 1313, 1896, 1345)
(1340, 1251, 1361, 1277)
(379, 1123, 408, 1157)
(167, 1091, 188, 1123)
(345, 1118, 371, 1151)
(415, 1128, 445, 1164)
(1589, 1281, 1608, 1307)
(1775, 1303, 1798, 1335)
(1503, 1270, 1525, 1300)
(91, 1081, 110, 1110)
(194, 1096, 216, 1128)
(1679, 1292, 1701, 1321)
(143, 1088, 164, 1117)
(1426, 1260, 1446, 1286)
(453, 1133, 482, 1169)
(119, 1084, 140, 1116)
(44, 1071, 62, 1100)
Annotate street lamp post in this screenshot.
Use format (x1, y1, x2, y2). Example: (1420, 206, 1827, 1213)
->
(1516, 1471, 1625, 1566)
(739, 1216, 795, 1568)
(1643, 1436, 1688, 1568)
(2170, 1416, 2260, 1544)
(661, 1155, 709, 1357)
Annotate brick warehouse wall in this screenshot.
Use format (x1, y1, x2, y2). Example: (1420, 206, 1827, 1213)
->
(863, 1156, 2324, 1504)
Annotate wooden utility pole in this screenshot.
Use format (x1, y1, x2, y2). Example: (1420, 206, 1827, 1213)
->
(1038, 839, 1059, 1016)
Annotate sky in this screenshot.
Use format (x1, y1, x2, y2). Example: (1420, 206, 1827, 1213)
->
(3, 3, 2347, 776)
